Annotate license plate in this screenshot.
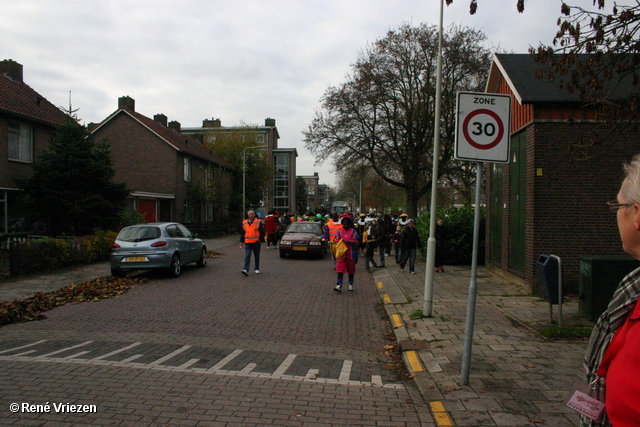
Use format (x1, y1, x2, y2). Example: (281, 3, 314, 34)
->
(126, 257, 147, 262)
(293, 246, 307, 251)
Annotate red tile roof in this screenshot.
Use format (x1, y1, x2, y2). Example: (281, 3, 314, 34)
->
(93, 108, 235, 170)
(0, 73, 68, 126)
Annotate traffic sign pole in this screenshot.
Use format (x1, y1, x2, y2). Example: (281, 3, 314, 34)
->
(455, 92, 511, 386)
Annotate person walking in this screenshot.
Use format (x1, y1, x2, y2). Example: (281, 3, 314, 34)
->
(582, 154, 640, 427)
(239, 210, 265, 276)
(365, 219, 379, 270)
(377, 219, 389, 268)
(398, 219, 422, 274)
(334, 215, 359, 293)
(391, 225, 403, 264)
(265, 210, 278, 249)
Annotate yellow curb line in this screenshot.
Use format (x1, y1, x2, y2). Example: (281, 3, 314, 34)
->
(377, 281, 384, 289)
(382, 294, 391, 303)
(429, 401, 453, 426)
(405, 350, 424, 372)
(391, 313, 403, 328)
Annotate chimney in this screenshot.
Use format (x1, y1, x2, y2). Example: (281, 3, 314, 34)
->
(0, 59, 23, 82)
(118, 96, 135, 111)
(154, 113, 168, 127)
(265, 117, 276, 127)
(168, 120, 181, 132)
(203, 118, 221, 128)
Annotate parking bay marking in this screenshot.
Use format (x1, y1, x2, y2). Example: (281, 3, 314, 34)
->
(0, 339, 403, 389)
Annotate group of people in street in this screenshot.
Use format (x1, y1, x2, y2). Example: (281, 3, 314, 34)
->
(238, 209, 446, 295)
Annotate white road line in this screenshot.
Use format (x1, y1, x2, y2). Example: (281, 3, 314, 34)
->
(339, 360, 353, 383)
(272, 354, 297, 377)
(0, 340, 47, 354)
(207, 349, 243, 372)
(36, 341, 93, 358)
(240, 363, 257, 374)
(62, 351, 90, 360)
(305, 368, 320, 380)
(120, 354, 144, 363)
(148, 345, 192, 366)
(177, 358, 200, 369)
(92, 342, 142, 360)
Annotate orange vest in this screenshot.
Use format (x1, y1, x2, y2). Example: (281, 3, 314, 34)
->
(328, 220, 343, 242)
(242, 219, 262, 244)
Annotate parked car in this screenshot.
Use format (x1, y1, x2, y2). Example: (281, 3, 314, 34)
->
(110, 222, 207, 278)
(279, 221, 327, 258)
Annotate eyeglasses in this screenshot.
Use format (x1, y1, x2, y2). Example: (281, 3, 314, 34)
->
(607, 201, 634, 212)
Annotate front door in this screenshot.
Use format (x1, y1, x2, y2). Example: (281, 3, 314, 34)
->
(138, 199, 157, 223)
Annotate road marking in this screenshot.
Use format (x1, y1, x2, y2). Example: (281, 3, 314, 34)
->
(430, 401, 453, 426)
(93, 342, 142, 360)
(383, 294, 391, 303)
(339, 360, 353, 382)
(36, 341, 93, 359)
(391, 313, 403, 328)
(272, 353, 297, 377)
(377, 281, 384, 289)
(208, 349, 243, 372)
(0, 340, 404, 389)
(148, 345, 192, 366)
(405, 351, 424, 372)
(0, 340, 47, 354)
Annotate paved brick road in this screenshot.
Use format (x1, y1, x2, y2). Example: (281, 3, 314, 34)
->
(0, 239, 433, 426)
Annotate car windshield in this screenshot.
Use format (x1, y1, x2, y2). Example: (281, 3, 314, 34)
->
(287, 223, 321, 234)
(118, 226, 162, 242)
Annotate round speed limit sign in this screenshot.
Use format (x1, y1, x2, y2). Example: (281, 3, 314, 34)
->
(455, 92, 511, 163)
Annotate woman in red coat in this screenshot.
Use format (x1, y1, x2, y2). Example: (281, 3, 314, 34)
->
(334, 216, 359, 293)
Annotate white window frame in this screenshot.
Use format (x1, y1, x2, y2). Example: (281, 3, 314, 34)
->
(8, 122, 33, 163)
(183, 157, 192, 182)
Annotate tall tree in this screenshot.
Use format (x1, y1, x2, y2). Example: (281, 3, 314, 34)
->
(18, 115, 129, 236)
(304, 23, 492, 217)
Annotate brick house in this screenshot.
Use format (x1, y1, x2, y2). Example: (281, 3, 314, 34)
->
(0, 60, 68, 234)
(484, 53, 640, 294)
(91, 97, 235, 227)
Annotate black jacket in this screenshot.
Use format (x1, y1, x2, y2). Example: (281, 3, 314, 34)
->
(400, 227, 422, 250)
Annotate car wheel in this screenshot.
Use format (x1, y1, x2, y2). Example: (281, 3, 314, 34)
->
(111, 268, 126, 278)
(196, 247, 207, 268)
(279, 250, 286, 258)
(167, 253, 181, 277)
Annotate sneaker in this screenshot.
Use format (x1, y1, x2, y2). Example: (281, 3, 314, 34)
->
(241, 270, 248, 276)
(399, 268, 404, 272)
(380, 264, 385, 268)
(348, 283, 353, 292)
(410, 271, 415, 275)
(334, 284, 342, 293)
(255, 270, 260, 274)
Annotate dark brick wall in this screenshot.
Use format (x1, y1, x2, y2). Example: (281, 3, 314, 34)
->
(486, 121, 640, 294)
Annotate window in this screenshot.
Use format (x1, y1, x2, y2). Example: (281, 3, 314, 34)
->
(8, 123, 33, 162)
(183, 157, 192, 182)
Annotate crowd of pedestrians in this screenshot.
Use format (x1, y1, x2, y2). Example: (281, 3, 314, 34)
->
(238, 208, 447, 292)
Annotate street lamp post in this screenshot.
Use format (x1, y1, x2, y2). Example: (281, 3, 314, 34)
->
(243, 145, 267, 219)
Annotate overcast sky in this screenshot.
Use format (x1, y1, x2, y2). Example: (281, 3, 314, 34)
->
(1, 0, 615, 187)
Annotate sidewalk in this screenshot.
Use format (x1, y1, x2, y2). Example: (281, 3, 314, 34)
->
(372, 258, 591, 426)
(0, 234, 239, 302)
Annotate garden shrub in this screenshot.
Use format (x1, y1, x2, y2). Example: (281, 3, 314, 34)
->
(415, 206, 485, 265)
(10, 230, 118, 276)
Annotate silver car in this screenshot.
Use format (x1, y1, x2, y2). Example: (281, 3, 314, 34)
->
(110, 222, 207, 278)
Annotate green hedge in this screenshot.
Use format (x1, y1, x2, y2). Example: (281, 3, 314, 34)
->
(415, 206, 485, 266)
(10, 230, 118, 276)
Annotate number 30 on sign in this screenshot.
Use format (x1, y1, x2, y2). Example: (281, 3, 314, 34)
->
(455, 92, 511, 163)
